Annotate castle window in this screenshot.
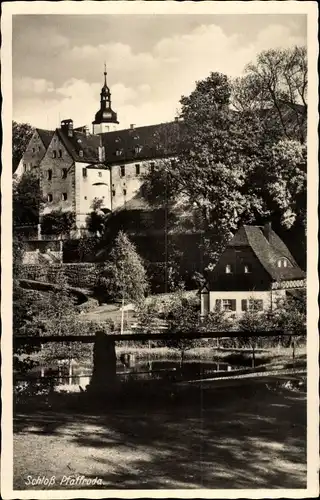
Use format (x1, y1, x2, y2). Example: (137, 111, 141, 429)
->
(47, 193, 53, 202)
(225, 264, 233, 274)
(112, 190, 116, 197)
(135, 164, 140, 176)
(58, 149, 62, 158)
(244, 264, 251, 274)
(79, 150, 84, 157)
(98, 172, 102, 177)
(52, 150, 57, 159)
(48, 169, 52, 181)
(123, 189, 127, 196)
(62, 193, 68, 201)
(82, 168, 87, 178)
(120, 165, 125, 177)
(150, 162, 155, 173)
(61, 168, 67, 179)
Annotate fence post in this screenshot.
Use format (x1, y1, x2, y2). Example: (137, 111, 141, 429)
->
(88, 331, 118, 394)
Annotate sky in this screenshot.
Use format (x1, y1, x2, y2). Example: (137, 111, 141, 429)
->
(12, 14, 307, 131)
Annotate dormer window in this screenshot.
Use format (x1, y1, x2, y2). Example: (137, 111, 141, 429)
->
(225, 264, 233, 274)
(134, 145, 142, 154)
(277, 258, 289, 268)
(244, 264, 251, 274)
(116, 149, 123, 157)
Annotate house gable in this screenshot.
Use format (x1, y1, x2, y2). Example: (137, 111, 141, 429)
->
(40, 131, 75, 214)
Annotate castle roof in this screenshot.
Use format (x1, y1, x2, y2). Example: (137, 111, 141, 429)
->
(36, 128, 54, 149)
(100, 121, 182, 165)
(226, 224, 305, 282)
(56, 128, 103, 164)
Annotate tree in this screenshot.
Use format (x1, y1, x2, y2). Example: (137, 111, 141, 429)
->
(169, 72, 267, 260)
(13, 172, 43, 226)
(41, 209, 76, 236)
(233, 46, 307, 143)
(265, 139, 307, 230)
(100, 231, 149, 331)
(12, 121, 34, 173)
(237, 307, 274, 367)
(86, 197, 111, 237)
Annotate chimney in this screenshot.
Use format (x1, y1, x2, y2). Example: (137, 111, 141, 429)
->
(263, 222, 272, 241)
(84, 125, 89, 136)
(61, 119, 73, 137)
(174, 117, 179, 122)
(130, 124, 135, 129)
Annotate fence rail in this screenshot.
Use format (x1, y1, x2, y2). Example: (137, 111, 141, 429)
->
(13, 329, 306, 345)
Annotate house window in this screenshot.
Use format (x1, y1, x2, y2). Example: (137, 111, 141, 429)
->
(244, 264, 251, 274)
(225, 264, 233, 274)
(82, 168, 87, 178)
(62, 168, 67, 179)
(215, 299, 236, 311)
(98, 172, 102, 177)
(241, 299, 264, 312)
(52, 151, 57, 158)
(150, 162, 155, 173)
(48, 169, 52, 181)
(135, 164, 140, 176)
(58, 150, 62, 158)
(123, 189, 127, 196)
(47, 193, 53, 202)
(79, 150, 84, 157)
(112, 190, 116, 197)
(62, 193, 68, 201)
(120, 165, 125, 177)
(134, 145, 142, 154)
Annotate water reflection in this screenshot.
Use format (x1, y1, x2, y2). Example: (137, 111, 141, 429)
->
(16, 356, 235, 392)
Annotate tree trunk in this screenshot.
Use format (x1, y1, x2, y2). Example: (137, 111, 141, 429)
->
(120, 295, 125, 335)
(252, 344, 255, 368)
(180, 350, 185, 369)
(292, 337, 296, 360)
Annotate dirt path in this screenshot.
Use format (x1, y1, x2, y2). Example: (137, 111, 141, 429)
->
(13, 379, 306, 490)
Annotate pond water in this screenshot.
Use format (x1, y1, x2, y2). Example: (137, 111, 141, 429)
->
(15, 356, 239, 392)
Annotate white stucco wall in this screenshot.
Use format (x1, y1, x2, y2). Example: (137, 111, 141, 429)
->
(203, 289, 286, 315)
(75, 162, 111, 228)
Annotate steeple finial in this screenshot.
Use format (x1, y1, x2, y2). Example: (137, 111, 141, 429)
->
(104, 63, 107, 86)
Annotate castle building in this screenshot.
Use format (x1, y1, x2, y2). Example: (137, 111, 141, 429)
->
(16, 68, 180, 235)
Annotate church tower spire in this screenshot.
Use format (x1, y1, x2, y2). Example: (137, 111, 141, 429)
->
(92, 65, 119, 134)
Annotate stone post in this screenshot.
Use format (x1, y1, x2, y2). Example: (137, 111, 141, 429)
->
(88, 331, 118, 394)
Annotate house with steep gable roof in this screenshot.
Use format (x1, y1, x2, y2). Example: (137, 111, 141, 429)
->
(200, 223, 306, 316)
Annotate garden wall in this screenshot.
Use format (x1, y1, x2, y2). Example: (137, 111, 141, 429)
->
(20, 263, 104, 289)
